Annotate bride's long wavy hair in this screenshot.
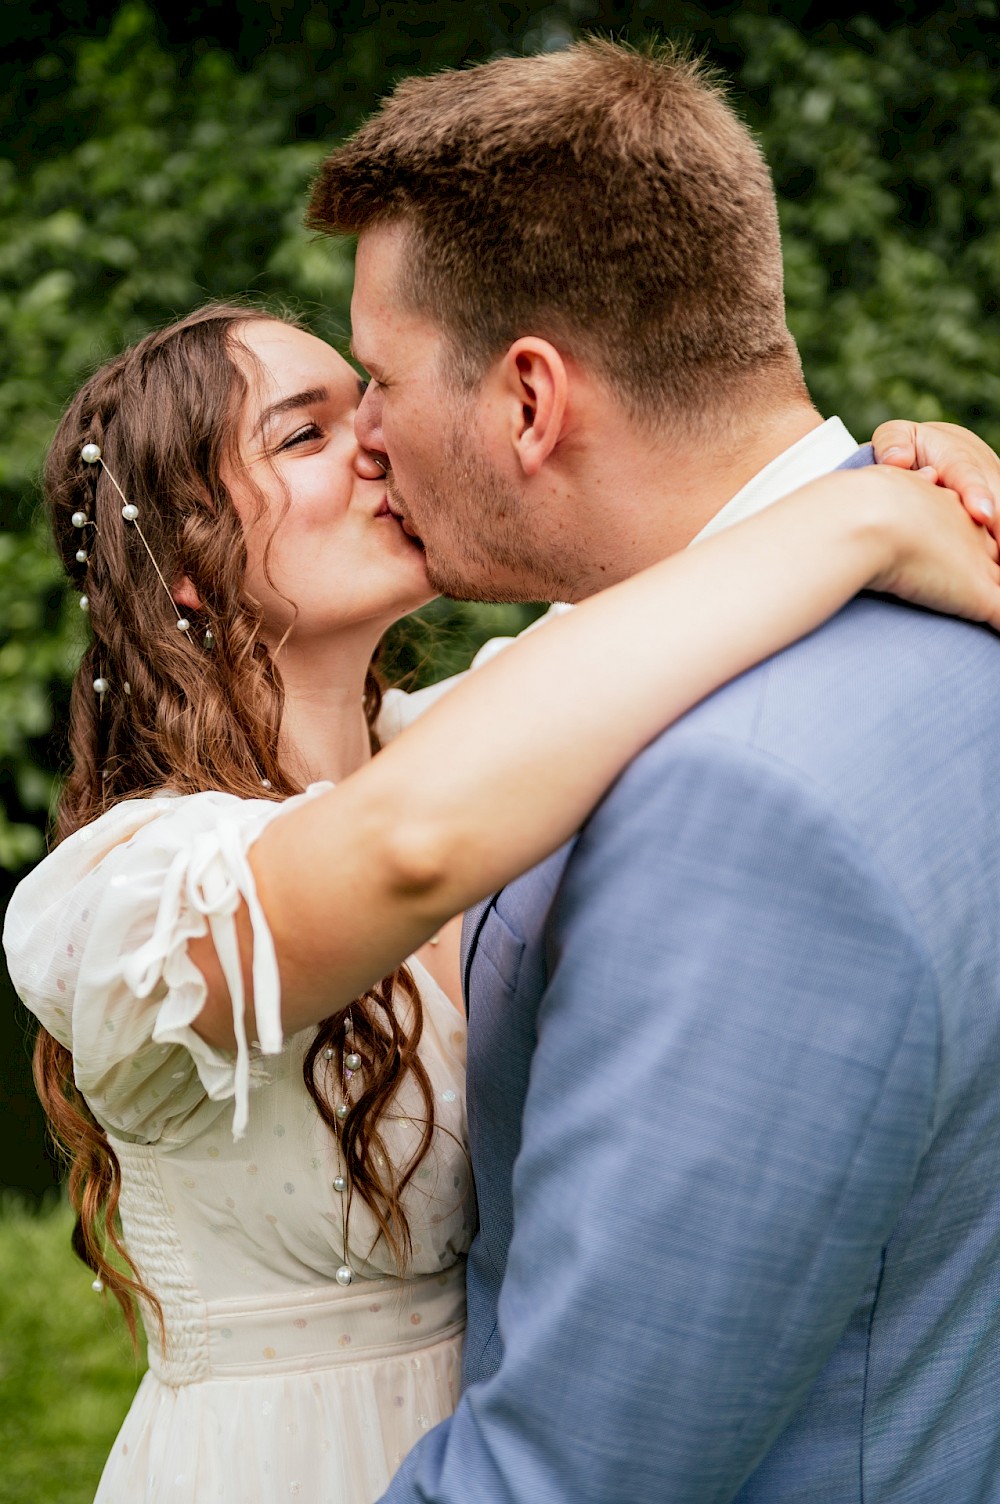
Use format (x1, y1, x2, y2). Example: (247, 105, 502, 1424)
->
(34, 303, 435, 1346)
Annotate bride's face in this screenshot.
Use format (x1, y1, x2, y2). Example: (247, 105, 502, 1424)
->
(225, 320, 434, 648)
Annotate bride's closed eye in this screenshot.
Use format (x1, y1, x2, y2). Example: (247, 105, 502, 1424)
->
(275, 422, 324, 453)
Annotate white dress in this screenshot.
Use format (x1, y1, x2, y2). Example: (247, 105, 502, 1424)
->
(3, 781, 473, 1503)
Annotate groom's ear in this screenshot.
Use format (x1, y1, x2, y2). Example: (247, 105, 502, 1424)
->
(501, 338, 568, 478)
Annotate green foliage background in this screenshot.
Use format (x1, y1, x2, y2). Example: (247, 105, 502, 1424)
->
(0, 3, 997, 1497)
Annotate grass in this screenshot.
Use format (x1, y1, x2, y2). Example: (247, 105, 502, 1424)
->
(0, 1198, 144, 1504)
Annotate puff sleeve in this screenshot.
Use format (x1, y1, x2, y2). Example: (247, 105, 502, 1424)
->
(3, 786, 332, 1145)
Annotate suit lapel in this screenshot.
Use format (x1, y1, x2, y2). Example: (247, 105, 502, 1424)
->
(462, 893, 501, 1020)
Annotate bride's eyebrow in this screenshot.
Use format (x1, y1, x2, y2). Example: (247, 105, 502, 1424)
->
(253, 386, 330, 441)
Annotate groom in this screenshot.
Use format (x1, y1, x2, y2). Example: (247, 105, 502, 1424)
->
(309, 40, 1000, 1502)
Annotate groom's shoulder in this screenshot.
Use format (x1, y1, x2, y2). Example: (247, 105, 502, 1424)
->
(621, 596, 1000, 820)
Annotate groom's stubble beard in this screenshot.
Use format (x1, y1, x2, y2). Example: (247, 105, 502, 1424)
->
(387, 419, 593, 604)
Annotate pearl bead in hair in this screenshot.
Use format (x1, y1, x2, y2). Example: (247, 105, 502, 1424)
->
(81, 444, 101, 464)
(71, 511, 87, 528)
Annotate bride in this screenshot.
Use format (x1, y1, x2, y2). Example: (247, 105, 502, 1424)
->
(4, 302, 999, 1502)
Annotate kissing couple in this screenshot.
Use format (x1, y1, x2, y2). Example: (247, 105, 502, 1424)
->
(8, 37, 1000, 1504)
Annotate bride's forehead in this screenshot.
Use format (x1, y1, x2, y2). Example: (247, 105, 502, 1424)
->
(238, 320, 356, 400)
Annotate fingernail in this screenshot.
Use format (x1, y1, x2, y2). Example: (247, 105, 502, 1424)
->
(975, 494, 995, 519)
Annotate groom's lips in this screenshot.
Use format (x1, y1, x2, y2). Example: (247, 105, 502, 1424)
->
(387, 502, 423, 543)
(379, 495, 425, 549)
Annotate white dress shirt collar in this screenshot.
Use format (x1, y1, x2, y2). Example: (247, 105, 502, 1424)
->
(692, 416, 860, 544)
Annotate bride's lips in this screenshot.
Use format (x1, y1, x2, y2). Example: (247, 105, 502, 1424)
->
(375, 495, 424, 548)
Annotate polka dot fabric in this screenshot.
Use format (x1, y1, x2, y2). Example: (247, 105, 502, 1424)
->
(4, 785, 472, 1501)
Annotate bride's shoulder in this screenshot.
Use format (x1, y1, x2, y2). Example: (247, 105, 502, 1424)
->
(5, 784, 333, 928)
(19, 788, 248, 869)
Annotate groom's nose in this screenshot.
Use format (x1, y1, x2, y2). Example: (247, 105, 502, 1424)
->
(354, 381, 384, 458)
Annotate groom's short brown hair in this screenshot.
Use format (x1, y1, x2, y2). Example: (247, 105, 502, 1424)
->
(307, 38, 805, 425)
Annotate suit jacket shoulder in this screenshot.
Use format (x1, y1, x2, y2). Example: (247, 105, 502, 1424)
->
(451, 596, 1000, 1503)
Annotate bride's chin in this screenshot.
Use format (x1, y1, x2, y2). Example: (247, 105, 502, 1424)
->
(387, 581, 439, 623)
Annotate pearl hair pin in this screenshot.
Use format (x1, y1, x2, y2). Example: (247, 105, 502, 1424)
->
(79, 443, 195, 638)
(74, 447, 273, 789)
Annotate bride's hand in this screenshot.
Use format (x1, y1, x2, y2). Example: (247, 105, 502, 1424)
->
(862, 463, 1000, 628)
(873, 419, 1000, 536)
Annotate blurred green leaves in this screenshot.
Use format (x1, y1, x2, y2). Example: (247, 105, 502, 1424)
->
(742, 11, 1000, 440)
(1, 1, 998, 870)
(0, 529, 75, 866)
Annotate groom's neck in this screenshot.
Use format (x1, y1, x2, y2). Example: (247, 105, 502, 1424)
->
(568, 401, 825, 600)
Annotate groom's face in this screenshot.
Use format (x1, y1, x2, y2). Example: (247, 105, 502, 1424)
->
(351, 225, 561, 603)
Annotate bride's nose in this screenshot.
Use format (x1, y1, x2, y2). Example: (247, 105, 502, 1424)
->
(354, 448, 388, 481)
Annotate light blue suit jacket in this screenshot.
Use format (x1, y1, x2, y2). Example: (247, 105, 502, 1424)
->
(383, 449, 1000, 1502)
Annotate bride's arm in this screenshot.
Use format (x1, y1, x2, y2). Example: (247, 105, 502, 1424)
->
(193, 465, 1000, 1045)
